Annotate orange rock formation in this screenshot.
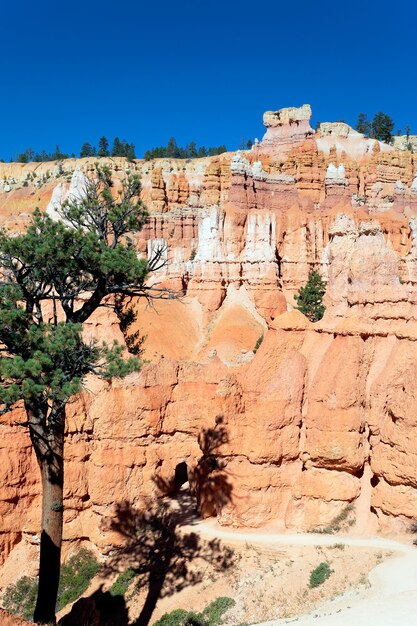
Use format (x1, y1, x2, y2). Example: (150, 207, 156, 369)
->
(1, 104, 417, 575)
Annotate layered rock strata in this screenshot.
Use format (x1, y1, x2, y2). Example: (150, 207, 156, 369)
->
(1, 104, 417, 573)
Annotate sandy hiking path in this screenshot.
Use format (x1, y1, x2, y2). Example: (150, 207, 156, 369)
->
(184, 518, 417, 626)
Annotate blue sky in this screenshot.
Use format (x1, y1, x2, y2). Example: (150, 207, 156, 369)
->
(0, 0, 415, 159)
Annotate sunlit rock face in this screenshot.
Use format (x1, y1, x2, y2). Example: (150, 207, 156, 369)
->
(259, 104, 315, 156)
(1, 104, 417, 572)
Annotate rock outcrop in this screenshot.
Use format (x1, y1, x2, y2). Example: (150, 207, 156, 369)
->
(1, 104, 417, 577)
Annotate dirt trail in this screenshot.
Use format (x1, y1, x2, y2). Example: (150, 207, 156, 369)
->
(184, 519, 417, 626)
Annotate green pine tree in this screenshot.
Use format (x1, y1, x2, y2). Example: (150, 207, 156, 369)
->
(294, 270, 326, 322)
(79, 142, 96, 158)
(97, 136, 110, 157)
(0, 164, 172, 625)
(356, 113, 370, 136)
(111, 136, 122, 157)
(371, 112, 395, 143)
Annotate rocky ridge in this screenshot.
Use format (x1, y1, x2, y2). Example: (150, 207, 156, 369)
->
(1, 104, 417, 574)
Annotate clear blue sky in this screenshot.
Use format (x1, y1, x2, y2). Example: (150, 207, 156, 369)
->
(0, 0, 416, 159)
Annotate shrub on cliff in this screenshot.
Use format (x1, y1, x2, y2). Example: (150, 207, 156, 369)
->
(0, 164, 173, 625)
(294, 270, 326, 322)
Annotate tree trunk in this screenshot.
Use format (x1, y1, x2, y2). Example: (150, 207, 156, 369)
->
(27, 402, 65, 626)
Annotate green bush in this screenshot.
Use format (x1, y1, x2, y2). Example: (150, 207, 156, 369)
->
(309, 562, 332, 588)
(109, 567, 137, 597)
(2, 575, 38, 621)
(2, 548, 101, 620)
(57, 548, 101, 610)
(200, 597, 236, 626)
(153, 597, 235, 626)
(153, 608, 190, 626)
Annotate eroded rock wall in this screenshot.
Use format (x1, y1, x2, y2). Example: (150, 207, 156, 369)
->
(2, 104, 417, 571)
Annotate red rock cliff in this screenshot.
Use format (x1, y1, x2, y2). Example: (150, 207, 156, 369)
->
(1, 104, 417, 573)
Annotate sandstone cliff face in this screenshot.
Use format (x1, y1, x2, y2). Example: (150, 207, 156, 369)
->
(1, 105, 417, 572)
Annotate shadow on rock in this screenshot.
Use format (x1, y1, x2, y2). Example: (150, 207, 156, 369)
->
(191, 416, 233, 519)
(59, 586, 129, 626)
(101, 492, 235, 626)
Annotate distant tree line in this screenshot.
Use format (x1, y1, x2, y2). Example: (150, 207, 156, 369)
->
(14, 145, 74, 163)
(80, 136, 136, 160)
(7, 135, 228, 164)
(143, 137, 227, 160)
(9, 136, 136, 164)
(6, 115, 413, 165)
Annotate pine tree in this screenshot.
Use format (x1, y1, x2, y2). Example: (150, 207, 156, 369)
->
(111, 137, 122, 157)
(0, 165, 171, 625)
(294, 270, 326, 322)
(97, 136, 110, 157)
(371, 112, 395, 143)
(79, 142, 96, 158)
(356, 113, 370, 136)
(185, 141, 198, 158)
(166, 137, 179, 158)
(126, 142, 136, 161)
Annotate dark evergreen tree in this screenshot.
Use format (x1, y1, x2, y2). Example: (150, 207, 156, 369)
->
(97, 136, 110, 157)
(17, 148, 35, 163)
(186, 141, 198, 158)
(166, 137, 179, 158)
(371, 112, 395, 143)
(111, 137, 122, 157)
(79, 142, 96, 158)
(356, 113, 370, 135)
(294, 270, 326, 322)
(126, 142, 136, 161)
(0, 165, 171, 625)
(51, 144, 68, 161)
